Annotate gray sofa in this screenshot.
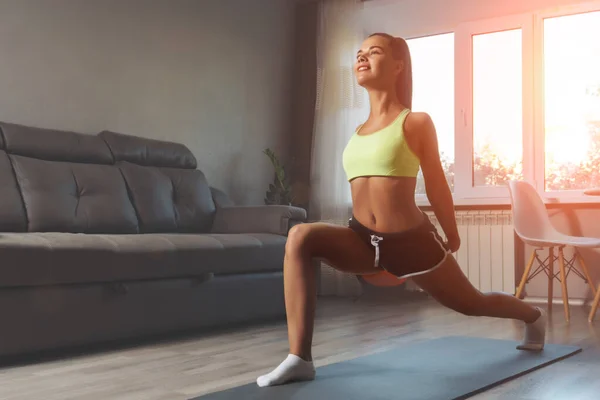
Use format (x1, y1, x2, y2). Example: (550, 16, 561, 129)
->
(0, 121, 306, 358)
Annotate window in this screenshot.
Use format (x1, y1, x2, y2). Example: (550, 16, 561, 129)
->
(407, 33, 455, 195)
(449, 4, 600, 203)
(542, 11, 600, 193)
(472, 29, 523, 188)
(453, 14, 533, 200)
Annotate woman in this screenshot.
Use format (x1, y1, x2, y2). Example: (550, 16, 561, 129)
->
(256, 33, 546, 388)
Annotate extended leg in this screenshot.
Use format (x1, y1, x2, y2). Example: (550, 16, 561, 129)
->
(411, 253, 546, 350)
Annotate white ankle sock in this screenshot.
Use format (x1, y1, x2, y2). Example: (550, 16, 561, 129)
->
(517, 307, 546, 351)
(256, 354, 315, 387)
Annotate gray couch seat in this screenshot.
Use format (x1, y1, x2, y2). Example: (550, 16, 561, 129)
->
(0, 203, 305, 288)
(0, 231, 286, 289)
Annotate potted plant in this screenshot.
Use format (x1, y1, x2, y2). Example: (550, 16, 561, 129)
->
(263, 148, 295, 206)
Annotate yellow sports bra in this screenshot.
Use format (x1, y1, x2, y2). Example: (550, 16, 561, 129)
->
(342, 108, 420, 181)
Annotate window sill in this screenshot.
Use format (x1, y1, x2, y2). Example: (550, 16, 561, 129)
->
(342, 193, 600, 215)
(417, 196, 516, 210)
(415, 194, 600, 210)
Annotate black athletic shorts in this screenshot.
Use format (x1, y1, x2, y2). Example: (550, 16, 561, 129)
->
(348, 213, 451, 279)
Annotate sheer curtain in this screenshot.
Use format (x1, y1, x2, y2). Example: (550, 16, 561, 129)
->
(310, 0, 369, 297)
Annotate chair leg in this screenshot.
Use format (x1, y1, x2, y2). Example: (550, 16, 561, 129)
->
(558, 247, 570, 322)
(516, 251, 536, 299)
(574, 249, 597, 298)
(589, 284, 600, 322)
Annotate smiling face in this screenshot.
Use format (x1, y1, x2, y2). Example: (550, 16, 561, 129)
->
(355, 34, 404, 91)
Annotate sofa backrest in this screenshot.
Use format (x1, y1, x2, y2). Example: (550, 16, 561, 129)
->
(0, 134, 28, 232)
(0, 122, 216, 234)
(99, 131, 216, 233)
(0, 122, 140, 234)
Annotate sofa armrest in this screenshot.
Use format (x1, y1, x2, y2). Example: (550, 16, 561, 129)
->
(210, 186, 235, 208)
(211, 205, 307, 236)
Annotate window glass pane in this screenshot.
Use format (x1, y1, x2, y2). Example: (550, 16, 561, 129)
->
(544, 11, 600, 191)
(407, 33, 455, 194)
(472, 29, 523, 187)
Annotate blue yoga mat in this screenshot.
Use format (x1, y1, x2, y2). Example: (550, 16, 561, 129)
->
(190, 336, 581, 400)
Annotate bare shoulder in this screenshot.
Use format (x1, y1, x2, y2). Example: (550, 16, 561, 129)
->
(404, 111, 434, 134)
(403, 111, 437, 156)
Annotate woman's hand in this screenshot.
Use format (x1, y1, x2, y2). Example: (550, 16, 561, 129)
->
(445, 235, 461, 253)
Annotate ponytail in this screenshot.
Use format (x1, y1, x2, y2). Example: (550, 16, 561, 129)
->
(395, 38, 412, 110)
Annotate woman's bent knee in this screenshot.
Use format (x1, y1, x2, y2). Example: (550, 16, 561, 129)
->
(286, 223, 315, 255)
(283, 222, 376, 275)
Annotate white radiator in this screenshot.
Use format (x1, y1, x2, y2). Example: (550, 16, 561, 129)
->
(423, 210, 516, 294)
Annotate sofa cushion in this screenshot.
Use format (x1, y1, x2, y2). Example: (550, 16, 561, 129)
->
(118, 161, 216, 233)
(0, 122, 113, 164)
(0, 151, 27, 232)
(99, 130, 196, 169)
(10, 155, 139, 233)
(0, 232, 286, 287)
(206, 233, 286, 275)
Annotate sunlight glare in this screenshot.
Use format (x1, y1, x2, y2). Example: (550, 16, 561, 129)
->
(544, 10, 600, 190)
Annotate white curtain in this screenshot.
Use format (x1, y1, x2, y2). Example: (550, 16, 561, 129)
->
(310, 0, 369, 297)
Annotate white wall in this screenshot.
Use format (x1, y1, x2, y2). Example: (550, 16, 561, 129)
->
(0, 0, 294, 205)
(362, 0, 600, 304)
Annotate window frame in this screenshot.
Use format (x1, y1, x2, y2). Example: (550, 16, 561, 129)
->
(453, 14, 535, 201)
(533, 1, 600, 201)
(419, 1, 600, 206)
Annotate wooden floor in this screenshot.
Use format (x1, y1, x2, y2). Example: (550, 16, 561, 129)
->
(0, 291, 599, 400)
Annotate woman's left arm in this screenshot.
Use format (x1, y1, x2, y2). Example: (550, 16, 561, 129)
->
(407, 112, 460, 252)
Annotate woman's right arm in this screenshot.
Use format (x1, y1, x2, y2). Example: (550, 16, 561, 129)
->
(407, 112, 460, 252)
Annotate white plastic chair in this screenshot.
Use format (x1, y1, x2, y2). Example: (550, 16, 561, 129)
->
(507, 180, 600, 322)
